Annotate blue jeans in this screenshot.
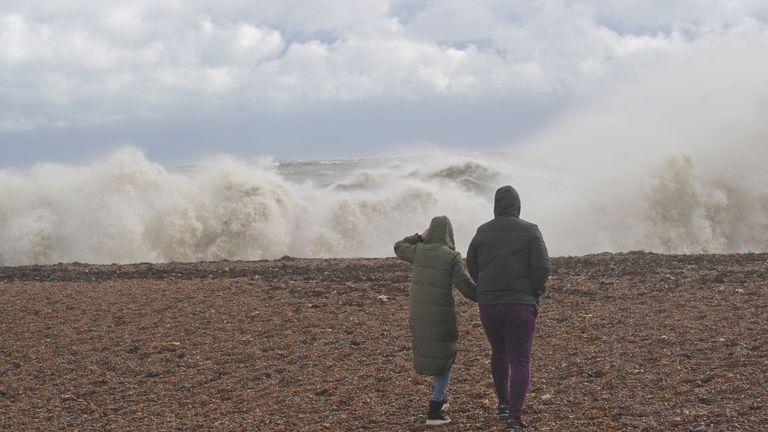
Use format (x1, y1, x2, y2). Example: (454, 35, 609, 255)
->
(431, 363, 453, 402)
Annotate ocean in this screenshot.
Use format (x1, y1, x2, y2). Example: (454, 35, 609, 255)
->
(1, 143, 766, 266)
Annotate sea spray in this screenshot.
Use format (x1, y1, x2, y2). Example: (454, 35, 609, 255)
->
(0, 148, 493, 264)
(510, 36, 768, 255)
(1, 144, 767, 265)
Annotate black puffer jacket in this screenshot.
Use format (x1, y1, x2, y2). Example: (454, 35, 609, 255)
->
(466, 186, 550, 305)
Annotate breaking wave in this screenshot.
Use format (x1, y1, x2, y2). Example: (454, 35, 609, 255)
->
(0, 142, 766, 266)
(0, 149, 496, 265)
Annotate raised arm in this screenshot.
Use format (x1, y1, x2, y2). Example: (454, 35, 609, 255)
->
(394, 233, 422, 264)
(529, 225, 550, 302)
(452, 254, 478, 302)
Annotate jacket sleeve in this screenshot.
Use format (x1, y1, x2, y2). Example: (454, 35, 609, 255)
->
(529, 225, 550, 302)
(466, 235, 479, 283)
(452, 254, 478, 302)
(394, 234, 422, 264)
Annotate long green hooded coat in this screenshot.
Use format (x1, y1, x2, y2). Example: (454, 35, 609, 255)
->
(394, 216, 478, 376)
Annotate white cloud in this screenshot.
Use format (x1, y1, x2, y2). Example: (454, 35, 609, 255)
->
(0, 14, 30, 65)
(236, 24, 282, 54)
(0, 1, 767, 129)
(103, 6, 147, 42)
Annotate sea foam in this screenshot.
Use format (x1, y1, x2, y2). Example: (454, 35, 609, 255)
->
(0, 141, 766, 266)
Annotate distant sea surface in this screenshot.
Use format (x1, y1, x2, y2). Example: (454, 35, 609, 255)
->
(1, 147, 765, 266)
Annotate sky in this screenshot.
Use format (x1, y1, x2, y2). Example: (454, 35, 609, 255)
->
(2, 0, 768, 167)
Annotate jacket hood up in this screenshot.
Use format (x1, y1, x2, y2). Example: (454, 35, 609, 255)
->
(494, 185, 521, 218)
(424, 215, 455, 250)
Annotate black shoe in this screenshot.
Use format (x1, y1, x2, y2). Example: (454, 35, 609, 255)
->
(497, 403, 510, 420)
(504, 416, 529, 430)
(426, 399, 450, 426)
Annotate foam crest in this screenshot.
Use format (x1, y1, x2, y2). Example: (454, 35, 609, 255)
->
(1, 137, 767, 265)
(0, 148, 494, 264)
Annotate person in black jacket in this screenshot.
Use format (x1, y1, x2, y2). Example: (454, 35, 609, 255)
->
(466, 185, 550, 430)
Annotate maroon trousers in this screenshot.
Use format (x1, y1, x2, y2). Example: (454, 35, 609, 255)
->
(479, 303, 537, 417)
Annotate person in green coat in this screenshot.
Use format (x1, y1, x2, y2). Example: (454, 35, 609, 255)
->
(394, 215, 478, 426)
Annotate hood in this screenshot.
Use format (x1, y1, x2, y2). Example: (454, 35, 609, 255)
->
(494, 185, 521, 217)
(424, 215, 455, 250)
